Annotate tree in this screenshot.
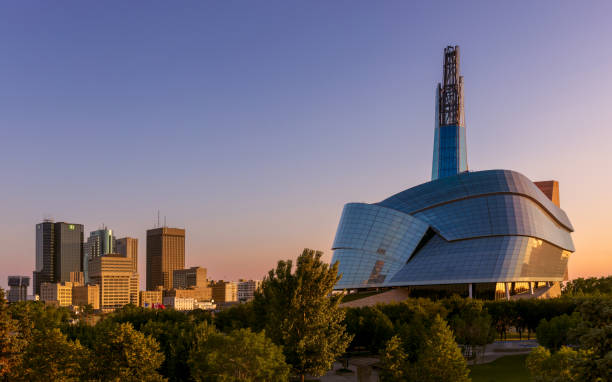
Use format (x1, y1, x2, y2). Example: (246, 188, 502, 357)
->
(9, 328, 89, 382)
(379, 335, 410, 382)
(189, 322, 289, 381)
(140, 320, 194, 382)
(563, 276, 612, 295)
(0, 289, 26, 379)
(526, 346, 589, 382)
(535, 312, 581, 351)
(416, 315, 470, 382)
(570, 297, 612, 380)
(378, 315, 469, 382)
(344, 306, 394, 353)
(253, 248, 353, 381)
(213, 302, 256, 333)
(443, 296, 495, 361)
(91, 322, 166, 382)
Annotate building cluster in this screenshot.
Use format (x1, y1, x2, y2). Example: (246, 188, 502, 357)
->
(7, 222, 261, 312)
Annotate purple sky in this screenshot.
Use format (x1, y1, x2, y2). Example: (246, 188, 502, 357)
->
(1, 1, 611, 291)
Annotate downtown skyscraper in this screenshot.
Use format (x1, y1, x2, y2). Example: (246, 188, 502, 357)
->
(116, 237, 138, 274)
(146, 227, 185, 291)
(84, 227, 115, 283)
(33, 220, 84, 295)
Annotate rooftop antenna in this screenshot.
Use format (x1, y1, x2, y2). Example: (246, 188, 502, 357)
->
(157, 210, 160, 228)
(164, 216, 166, 228)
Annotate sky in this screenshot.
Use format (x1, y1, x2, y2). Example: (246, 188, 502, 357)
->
(1, 1, 611, 291)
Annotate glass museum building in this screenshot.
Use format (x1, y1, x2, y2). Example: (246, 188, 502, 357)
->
(330, 46, 574, 299)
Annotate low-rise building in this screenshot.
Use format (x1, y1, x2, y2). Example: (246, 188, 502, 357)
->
(173, 267, 207, 289)
(238, 279, 262, 302)
(211, 280, 238, 304)
(40, 282, 74, 307)
(163, 296, 195, 311)
(163, 286, 212, 302)
(72, 284, 100, 310)
(140, 290, 163, 308)
(194, 301, 216, 310)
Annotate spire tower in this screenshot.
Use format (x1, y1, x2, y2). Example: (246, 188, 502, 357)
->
(432, 45, 468, 180)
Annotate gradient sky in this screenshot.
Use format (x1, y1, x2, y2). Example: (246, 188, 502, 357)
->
(1, 1, 611, 291)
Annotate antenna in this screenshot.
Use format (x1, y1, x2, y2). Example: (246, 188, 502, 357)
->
(164, 216, 166, 227)
(157, 210, 160, 228)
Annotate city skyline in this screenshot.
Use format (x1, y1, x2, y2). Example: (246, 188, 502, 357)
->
(2, 1, 612, 290)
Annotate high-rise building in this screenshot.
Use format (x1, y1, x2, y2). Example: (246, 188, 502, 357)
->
(237, 279, 262, 302)
(432, 45, 468, 180)
(211, 280, 238, 304)
(7, 276, 30, 303)
(89, 254, 139, 312)
(146, 227, 185, 291)
(116, 237, 138, 274)
(54, 222, 84, 284)
(84, 228, 115, 282)
(33, 220, 84, 295)
(173, 266, 207, 289)
(33, 220, 54, 295)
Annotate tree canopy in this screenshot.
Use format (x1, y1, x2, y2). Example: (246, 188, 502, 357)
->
(253, 248, 353, 380)
(189, 323, 289, 381)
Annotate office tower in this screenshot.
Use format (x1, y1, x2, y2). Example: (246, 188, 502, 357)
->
(89, 254, 139, 312)
(84, 228, 115, 282)
(146, 227, 185, 291)
(238, 279, 262, 302)
(40, 282, 74, 307)
(72, 284, 100, 310)
(33, 220, 54, 295)
(211, 280, 238, 304)
(33, 220, 84, 295)
(7, 276, 30, 302)
(432, 45, 468, 180)
(54, 222, 84, 283)
(173, 266, 207, 289)
(116, 237, 138, 274)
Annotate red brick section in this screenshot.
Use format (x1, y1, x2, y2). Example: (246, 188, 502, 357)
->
(534, 180, 560, 207)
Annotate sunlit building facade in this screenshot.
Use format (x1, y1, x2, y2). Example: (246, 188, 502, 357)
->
(84, 228, 115, 283)
(330, 46, 575, 299)
(33, 220, 84, 295)
(89, 254, 139, 312)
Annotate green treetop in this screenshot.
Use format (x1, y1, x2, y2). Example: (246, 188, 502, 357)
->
(253, 248, 353, 381)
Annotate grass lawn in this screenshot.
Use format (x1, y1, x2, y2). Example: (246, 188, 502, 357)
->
(469, 355, 530, 382)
